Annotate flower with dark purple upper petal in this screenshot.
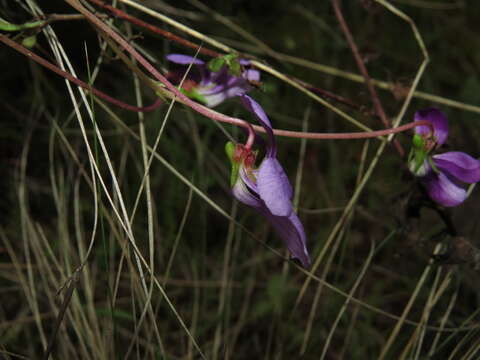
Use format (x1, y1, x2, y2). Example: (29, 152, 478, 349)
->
(166, 54, 260, 108)
(225, 94, 311, 268)
(409, 108, 480, 207)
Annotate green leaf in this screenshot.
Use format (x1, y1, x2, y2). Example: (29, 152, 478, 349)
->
(0, 18, 44, 32)
(22, 35, 37, 48)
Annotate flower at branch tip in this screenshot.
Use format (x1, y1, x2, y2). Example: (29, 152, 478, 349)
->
(409, 107, 480, 207)
(166, 53, 260, 107)
(225, 94, 311, 268)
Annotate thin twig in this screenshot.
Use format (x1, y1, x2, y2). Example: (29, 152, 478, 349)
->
(86, 0, 372, 115)
(331, 0, 405, 156)
(42, 273, 79, 360)
(1, 31, 433, 141)
(86, 0, 221, 57)
(0, 34, 162, 112)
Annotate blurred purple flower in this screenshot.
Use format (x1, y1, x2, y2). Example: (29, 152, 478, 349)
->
(166, 54, 260, 107)
(227, 94, 311, 268)
(410, 108, 480, 207)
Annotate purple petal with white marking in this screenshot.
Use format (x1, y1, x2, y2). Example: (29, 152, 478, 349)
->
(200, 82, 252, 107)
(201, 91, 227, 108)
(433, 151, 480, 183)
(414, 108, 449, 145)
(257, 157, 293, 217)
(166, 54, 205, 65)
(232, 176, 262, 208)
(421, 171, 468, 207)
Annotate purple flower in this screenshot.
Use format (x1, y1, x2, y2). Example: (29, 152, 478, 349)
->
(166, 54, 260, 107)
(410, 108, 480, 207)
(226, 95, 311, 268)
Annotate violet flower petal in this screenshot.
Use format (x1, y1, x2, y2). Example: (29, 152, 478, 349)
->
(260, 209, 311, 268)
(239, 95, 272, 129)
(414, 108, 449, 145)
(433, 151, 480, 183)
(421, 171, 468, 207)
(257, 157, 293, 217)
(166, 54, 205, 65)
(238, 59, 260, 80)
(243, 69, 260, 82)
(240, 94, 275, 156)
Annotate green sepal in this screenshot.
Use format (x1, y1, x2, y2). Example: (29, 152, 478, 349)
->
(225, 142, 241, 187)
(208, 54, 242, 76)
(409, 134, 428, 173)
(413, 148, 427, 173)
(22, 34, 37, 48)
(180, 87, 207, 104)
(207, 57, 225, 72)
(412, 133, 424, 149)
(224, 54, 241, 76)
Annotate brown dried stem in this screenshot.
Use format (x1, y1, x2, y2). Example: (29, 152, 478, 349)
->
(331, 0, 405, 156)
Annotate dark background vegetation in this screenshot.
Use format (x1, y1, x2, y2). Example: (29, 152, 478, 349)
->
(1, 0, 479, 359)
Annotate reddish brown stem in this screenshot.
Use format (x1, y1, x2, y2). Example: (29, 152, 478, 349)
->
(0, 34, 162, 112)
(86, 0, 221, 58)
(3, 4, 431, 143)
(85, 0, 374, 116)
(2, 30, 430, 141)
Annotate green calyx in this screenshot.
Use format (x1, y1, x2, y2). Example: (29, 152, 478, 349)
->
(208, 54, 242, 76)
(207, 57, 225, 72)
(412, 133, 424, 149)
(225, 142, 241, 187)
(179, 87, 207, 104)
(408, 133, 427, 173)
